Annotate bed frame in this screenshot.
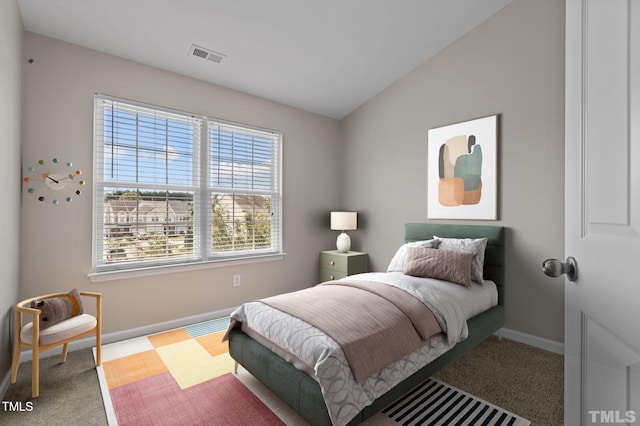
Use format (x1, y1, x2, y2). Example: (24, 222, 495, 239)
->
(228, 223, 505, 425)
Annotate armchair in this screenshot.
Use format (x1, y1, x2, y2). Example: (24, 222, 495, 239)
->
(11, 291, 102, 397)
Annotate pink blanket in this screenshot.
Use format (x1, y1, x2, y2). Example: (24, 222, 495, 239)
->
(258, 280, 442, 383)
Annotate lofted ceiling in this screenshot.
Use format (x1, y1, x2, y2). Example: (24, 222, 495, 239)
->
(17, 0, 514, 119)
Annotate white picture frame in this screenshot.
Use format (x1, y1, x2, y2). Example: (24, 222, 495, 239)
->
(427, 115, 498, 220)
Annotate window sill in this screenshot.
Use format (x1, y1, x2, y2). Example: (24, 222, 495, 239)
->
(87, 253, 286, 282)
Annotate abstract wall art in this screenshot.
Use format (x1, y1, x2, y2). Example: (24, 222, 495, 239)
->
(427, 115, 498, 220)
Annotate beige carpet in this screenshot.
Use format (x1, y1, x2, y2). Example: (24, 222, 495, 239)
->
(2, 335, 562, 425)
(1, 349, 108, 426)
(433, 336, 563, 425)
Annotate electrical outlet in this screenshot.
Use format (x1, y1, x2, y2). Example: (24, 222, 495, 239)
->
(233, 275, 241, 287)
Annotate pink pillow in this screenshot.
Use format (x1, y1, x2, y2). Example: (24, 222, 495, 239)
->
(404, 247, 473, 287)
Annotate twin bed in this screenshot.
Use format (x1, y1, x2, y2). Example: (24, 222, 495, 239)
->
(227, 223, 505, 425)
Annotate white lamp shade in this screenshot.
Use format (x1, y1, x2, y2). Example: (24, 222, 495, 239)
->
(330, 211, 357, 231)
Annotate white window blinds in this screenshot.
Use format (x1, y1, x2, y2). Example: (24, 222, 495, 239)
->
(209, 121, 282, 254)
(93, 94, 282, 273)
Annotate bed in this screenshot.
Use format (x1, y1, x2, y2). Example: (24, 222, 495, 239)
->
(227, 223, 505, 425)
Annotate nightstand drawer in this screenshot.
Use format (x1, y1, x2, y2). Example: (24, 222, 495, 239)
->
(320, 269, 347, 282)
(320, 253, 349, 272)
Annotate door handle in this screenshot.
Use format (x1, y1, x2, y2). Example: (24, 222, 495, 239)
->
(542, 257, 578, 282)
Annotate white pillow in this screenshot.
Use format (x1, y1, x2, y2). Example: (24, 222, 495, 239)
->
(387, 239, 439, 272)
(434, 236, 488, 283)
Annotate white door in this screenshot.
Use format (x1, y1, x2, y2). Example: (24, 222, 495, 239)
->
(565, 0, 640, 424)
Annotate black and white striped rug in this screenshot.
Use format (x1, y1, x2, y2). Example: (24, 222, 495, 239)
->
(383, 378, 531, 426)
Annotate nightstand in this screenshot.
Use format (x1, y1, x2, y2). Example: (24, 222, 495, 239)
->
(320, 250, 368, 282)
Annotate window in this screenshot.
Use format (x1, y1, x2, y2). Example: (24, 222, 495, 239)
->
(93, 95, 282, 275)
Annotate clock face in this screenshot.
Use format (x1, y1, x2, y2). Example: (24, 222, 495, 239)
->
(23, 158, 86, 205)
(44, 173, 68, 190)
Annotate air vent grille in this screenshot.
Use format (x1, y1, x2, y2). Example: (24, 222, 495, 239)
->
(189, 44, 226, 64)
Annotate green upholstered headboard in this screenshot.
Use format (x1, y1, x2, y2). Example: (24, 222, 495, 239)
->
(404, 223, 505, 306)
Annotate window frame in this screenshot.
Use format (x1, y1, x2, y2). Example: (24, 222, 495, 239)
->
(90, 94, 283, 281)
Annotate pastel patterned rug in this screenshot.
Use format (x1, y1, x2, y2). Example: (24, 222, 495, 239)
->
(94, 318, 284, 425)
(95, 318, 531, 425)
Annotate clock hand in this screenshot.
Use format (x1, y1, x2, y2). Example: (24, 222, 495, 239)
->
(47, 176, 60, 184)
(58, 172, 81, 182)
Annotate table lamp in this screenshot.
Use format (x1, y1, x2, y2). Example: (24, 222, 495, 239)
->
(331, 211, 357, 253)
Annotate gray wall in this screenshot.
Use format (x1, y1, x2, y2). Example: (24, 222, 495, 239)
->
(342, 0, 565, 343)
(0, 0, 23, 388)
(9, 0, 565, 373)
(19, 33, 342, 335)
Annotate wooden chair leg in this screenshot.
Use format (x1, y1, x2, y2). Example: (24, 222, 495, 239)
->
(11, 310, 21, 384)
(96, 294, 102, 366)
(11, 342, 20, 384)
(95, 333, 102, 366)
(32, 345, 39, 398)
(61, 343, 69, 363)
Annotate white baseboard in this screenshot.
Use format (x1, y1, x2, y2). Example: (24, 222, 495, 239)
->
(497, 327, 564, 355)
(14, 306, 237, 364)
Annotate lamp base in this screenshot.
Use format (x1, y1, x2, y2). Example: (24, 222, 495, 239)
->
(336, 232, 351, 253)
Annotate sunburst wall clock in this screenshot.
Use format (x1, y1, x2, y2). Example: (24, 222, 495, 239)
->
(23, 158, 86, 205)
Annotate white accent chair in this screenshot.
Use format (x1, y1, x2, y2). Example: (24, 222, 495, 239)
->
(11, 291, 102, 398)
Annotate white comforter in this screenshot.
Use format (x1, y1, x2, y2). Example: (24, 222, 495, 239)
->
(230, 272, 482, 425)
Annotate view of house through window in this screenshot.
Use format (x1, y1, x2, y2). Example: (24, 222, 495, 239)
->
(94, 95, 282, 273)
(102, 191, 195, 262)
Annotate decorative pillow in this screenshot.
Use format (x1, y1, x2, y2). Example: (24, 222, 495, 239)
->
(30, 289, 83, 330)
(404, 247, 473, 287)
(387, 239, 439, 272)
(434, 236, 488, 283)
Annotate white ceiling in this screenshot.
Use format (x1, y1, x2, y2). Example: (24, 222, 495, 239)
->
(17, 0, 513, 119)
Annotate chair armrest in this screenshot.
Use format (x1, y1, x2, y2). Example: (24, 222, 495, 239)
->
(79, 292, 102, 315)
(16, 305, 41, 315)
(16, 304, 43, 327)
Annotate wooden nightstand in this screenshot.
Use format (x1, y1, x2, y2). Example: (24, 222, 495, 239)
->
(320, 250, 368, 282)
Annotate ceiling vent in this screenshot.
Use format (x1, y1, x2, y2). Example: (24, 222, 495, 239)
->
(189, 44, 226, 64)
